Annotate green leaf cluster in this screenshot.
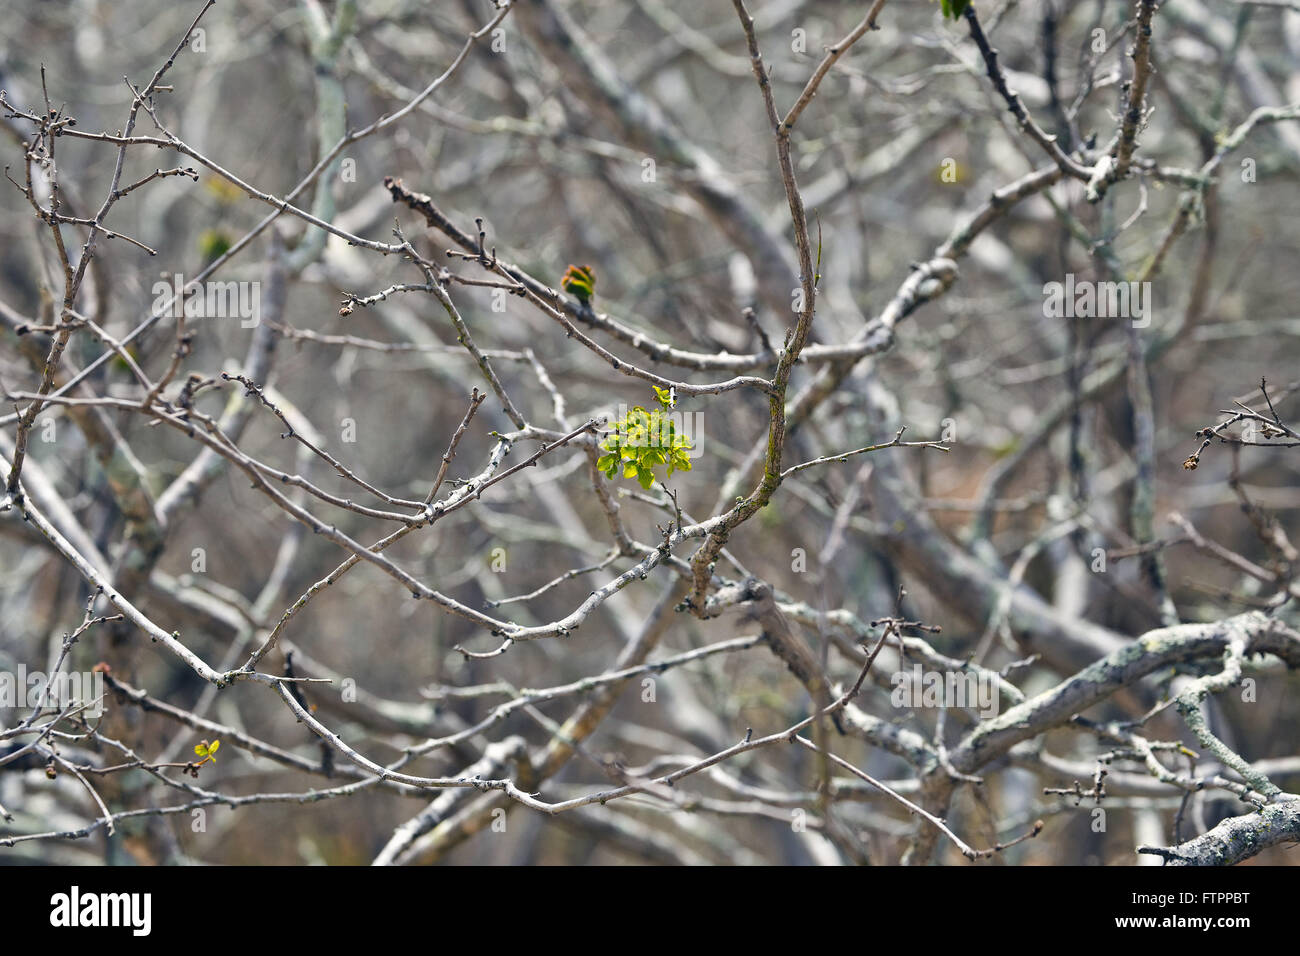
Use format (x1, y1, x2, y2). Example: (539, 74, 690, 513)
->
(596, 387, 693, 490)
(940, 0, 972, 19)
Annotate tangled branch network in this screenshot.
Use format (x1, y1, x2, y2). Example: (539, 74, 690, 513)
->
(1, 0, 1299, 866)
